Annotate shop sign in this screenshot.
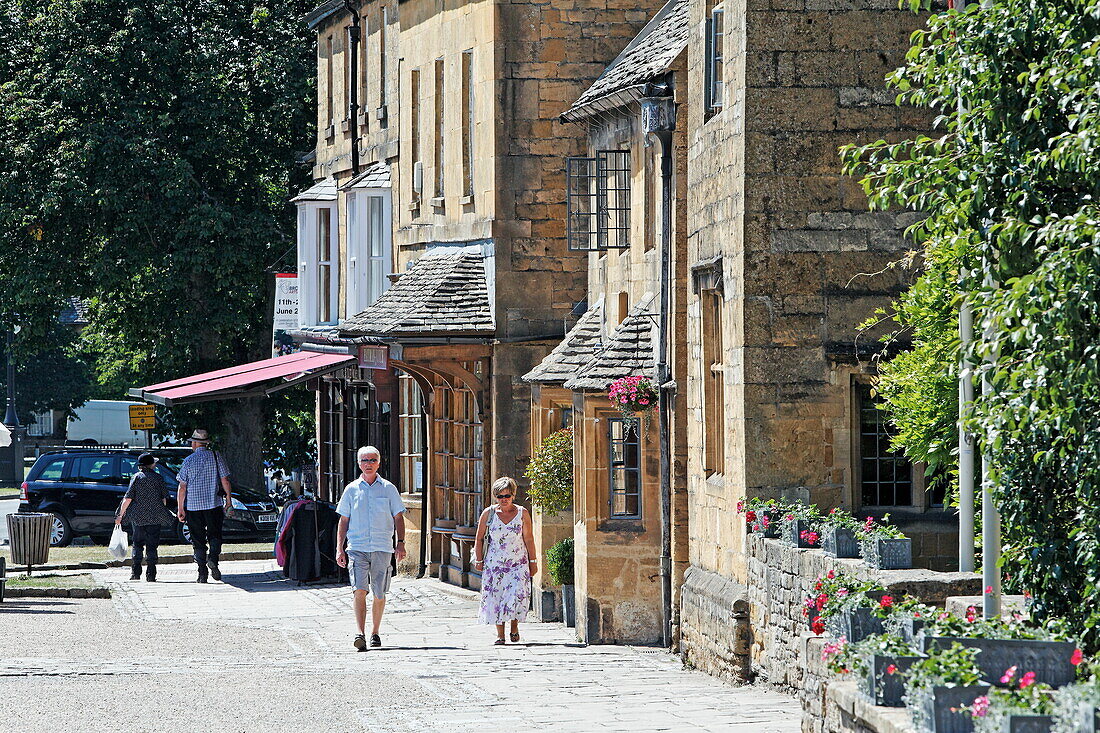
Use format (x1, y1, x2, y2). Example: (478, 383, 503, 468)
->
(358, 345, 388, 370)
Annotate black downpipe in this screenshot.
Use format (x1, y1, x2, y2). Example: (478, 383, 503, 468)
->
(344, 0, 361, 176)
(655, 127, 674, 650)
(417, 402, 429, 578)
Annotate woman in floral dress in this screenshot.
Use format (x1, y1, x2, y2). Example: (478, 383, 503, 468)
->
(474, 477, 538, 644)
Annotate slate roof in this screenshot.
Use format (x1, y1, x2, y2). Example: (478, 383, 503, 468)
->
(561, 0, 689, 122)
(344, 162, 391, 189)
(338, 246, 495, 337)
(290, 178, 337, 202)
(564, 293, 657, 390)
(59, 297, 88, 327)
(306, 0, 344, 29)
(522, 297, 605, 385)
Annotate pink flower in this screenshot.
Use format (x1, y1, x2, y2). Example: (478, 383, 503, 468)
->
(837, 588, 849, 597)
(879, 595, 894, 609)
(965, 606, 977, 622)
(785, 514, 795, 521)
(886, 664, 897, 675)
(1072, 649, 1084, 666)
(970, 696, 990, 719)
(984, 585, 993, 594)
(1020, 671, 1036, 689)
(761, 515, 770, 528)
(1000, 666, 1017, 684)
(864, 516, 874, 531)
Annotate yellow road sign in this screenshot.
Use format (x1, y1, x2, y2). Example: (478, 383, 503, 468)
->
(129, 404, 156, 431)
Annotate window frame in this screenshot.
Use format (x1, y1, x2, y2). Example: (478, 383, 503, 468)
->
(296, 202, 339, 328)
(565, 149, 632, 251)
(607, 416, 642, 519)
(704, 5, 725, 119)
(853, 380, 920, 509)
(346, 188, 392, 316)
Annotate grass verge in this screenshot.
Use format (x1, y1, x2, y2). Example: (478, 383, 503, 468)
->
(2, 541, 273, 567)
(6, 573, 97, 589)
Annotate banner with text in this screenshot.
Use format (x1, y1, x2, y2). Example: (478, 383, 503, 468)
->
(273, 273, 299, 357)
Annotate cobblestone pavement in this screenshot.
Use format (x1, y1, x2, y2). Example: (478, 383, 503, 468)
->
(0, 560, 801, 732)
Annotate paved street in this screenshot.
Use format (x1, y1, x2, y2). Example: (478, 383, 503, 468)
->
(0, 559, 801, 732)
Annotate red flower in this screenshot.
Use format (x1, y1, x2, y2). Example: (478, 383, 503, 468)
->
(1020, 671, 1036, 689)
(745, 510, 757, 522)
(886, 664, 897, 675)
(816, 593, 828, 610)
(1072, 648, 1084, 666)
(826, 570, 835, 579)
(814, 580, 824, 592)
(811, 617, 826, 635)
(965, 606, 977, 622)
(879, 595, 894, 609)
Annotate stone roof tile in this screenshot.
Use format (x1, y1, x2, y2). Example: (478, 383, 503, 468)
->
(564, 293, 656, 390)
(562, 0, 689, 121)
(338, 247, 494, 337)
(522, 298, 605, 384)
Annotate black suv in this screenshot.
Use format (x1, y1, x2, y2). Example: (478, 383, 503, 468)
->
(19, 449, 279, 547)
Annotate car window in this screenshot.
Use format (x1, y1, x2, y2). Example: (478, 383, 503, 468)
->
(36, 458, 68, 481)
(154, 465, 176, 485)
(74, 456, 118, 483)
(120, 456, 139, 483)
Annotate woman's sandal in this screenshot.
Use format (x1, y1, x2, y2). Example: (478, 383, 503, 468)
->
(494, 638, 506, 645)
(510, 632, 520, 643)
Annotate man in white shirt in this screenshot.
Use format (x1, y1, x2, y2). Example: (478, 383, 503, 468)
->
(336, 445, 407, 650)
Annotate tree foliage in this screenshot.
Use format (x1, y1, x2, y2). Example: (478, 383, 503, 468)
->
(0, 0, 316, 480)
(845, 0, 1100, 645)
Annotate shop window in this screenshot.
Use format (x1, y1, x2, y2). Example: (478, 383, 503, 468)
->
(399, 373, 425, 494)
(347, 191, 391, 315)
(704, 5, 724, 119)
(566, 150, 631, 251)
(856, 382, 913, 507)
(322, 381, 345, 498)
(608, 417, 641, 518)
(701, 288, 724, 475)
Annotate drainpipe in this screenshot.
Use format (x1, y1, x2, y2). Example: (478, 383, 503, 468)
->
(344, 0, 361, 176)
(641, 85, 677, 649)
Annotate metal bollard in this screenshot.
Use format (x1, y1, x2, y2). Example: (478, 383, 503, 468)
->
(6, 513, 52, 575)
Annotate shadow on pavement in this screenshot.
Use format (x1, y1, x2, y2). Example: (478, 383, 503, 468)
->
(218, 572, 344, 593)
(358, 646, 466, 652)
(0, 599, 77, 614)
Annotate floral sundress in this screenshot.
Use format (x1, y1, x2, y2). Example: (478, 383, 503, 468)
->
(478, 505, 531, 624)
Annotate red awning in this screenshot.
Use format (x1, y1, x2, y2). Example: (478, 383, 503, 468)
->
(128, 351, 355, 406)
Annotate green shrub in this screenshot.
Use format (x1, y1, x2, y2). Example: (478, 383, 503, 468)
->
(524, 428, 573, 515)
(545, 537, 574, 586)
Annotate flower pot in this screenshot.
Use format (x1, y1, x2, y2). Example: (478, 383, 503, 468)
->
(826, 606, 885, 644)
(1002, 715, 1054, 733)
(561, 584, 576, 628)
(861, 653, 919, 707)
(783, 519, 820, 548)
(822, 525, 860, 558)
(862, 537, 912, 570)
(920, 637, 1077, 688)
(891, 614, 927, 643)
(911, 684, 991, 733)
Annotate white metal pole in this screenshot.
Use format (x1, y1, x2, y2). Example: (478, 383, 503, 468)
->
(981, 267, 1001, 618)
(958, 300, 975, 572)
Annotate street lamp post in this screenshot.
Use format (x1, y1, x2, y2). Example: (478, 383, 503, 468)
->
(3, 326, 18, 429)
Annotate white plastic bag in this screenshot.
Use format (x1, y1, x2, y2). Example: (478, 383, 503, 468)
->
(108, 526, 129, 561)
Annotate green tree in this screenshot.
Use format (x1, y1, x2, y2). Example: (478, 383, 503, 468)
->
(0, 0, 316, 483)
(845, 0, 1100, 644)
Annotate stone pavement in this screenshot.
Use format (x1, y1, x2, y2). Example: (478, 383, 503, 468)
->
(0, 559, 801, 732)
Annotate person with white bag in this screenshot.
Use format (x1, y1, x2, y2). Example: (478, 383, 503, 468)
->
(116, 453, 173, 581)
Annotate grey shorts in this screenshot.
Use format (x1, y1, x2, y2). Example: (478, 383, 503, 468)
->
(348, 550, 393, 598)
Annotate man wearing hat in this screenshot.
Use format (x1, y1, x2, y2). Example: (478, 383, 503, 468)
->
(116, 453, 173, 582)
(177, 429, 232, 583)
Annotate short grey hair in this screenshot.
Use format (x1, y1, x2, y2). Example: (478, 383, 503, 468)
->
(356, 446, 381, 460)
(492, 477, 517, 497)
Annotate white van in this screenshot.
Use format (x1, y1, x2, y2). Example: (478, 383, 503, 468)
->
(66, 400, 148, 446)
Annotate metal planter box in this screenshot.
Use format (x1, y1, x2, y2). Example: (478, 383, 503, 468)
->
(912, 684, 991, 733)
(1068, 703, 1100, 733)
(893, 615, 928, 643)
(827, 606, 885, 643)
(862, 536, 913, 570)
(822, 525, 860, 558)
(861, 653, 919, 707)
(747, 511, 782, 538)
(782, 519, 819, 549)
(1003, 715, 1054, 733)
(561, 585, 576, 628)
(920, 637, 1077, 688)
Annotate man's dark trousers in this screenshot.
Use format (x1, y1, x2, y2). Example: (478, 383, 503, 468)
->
(131, 524, 161, 579)
(188, 507, 224, 577)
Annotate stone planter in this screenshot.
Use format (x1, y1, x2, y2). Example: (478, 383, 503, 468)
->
(1002, 714, 1054, 733)
(912, 684, 991, 733)
(782, 519, 820, 549)
(561, 584, 576, 628)
(826, 606, 885, 643)
(822, 525, 860, 558)
(861, 653, 919, 707)
(862, 536, 913, 570)
(920, 637, 1077, 688)
(892, 615, 927, 643)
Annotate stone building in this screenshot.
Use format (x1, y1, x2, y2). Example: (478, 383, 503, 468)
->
(523, 0, 690, 644)
(676, 0, 942, 680)
(292, 0, 667, 587)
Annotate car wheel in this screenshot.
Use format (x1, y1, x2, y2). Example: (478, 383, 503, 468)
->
(176, 522, 192, 545)
(49, 513, 73, 547)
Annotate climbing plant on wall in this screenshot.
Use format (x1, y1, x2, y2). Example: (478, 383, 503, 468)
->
(524, 428, 574, 516)
(844, 0, 1100, 647)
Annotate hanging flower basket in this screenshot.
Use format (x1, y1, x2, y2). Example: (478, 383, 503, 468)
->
(608, 375, 659, 435)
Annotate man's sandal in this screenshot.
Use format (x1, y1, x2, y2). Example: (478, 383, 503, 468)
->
(354, 634, 367, 651)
